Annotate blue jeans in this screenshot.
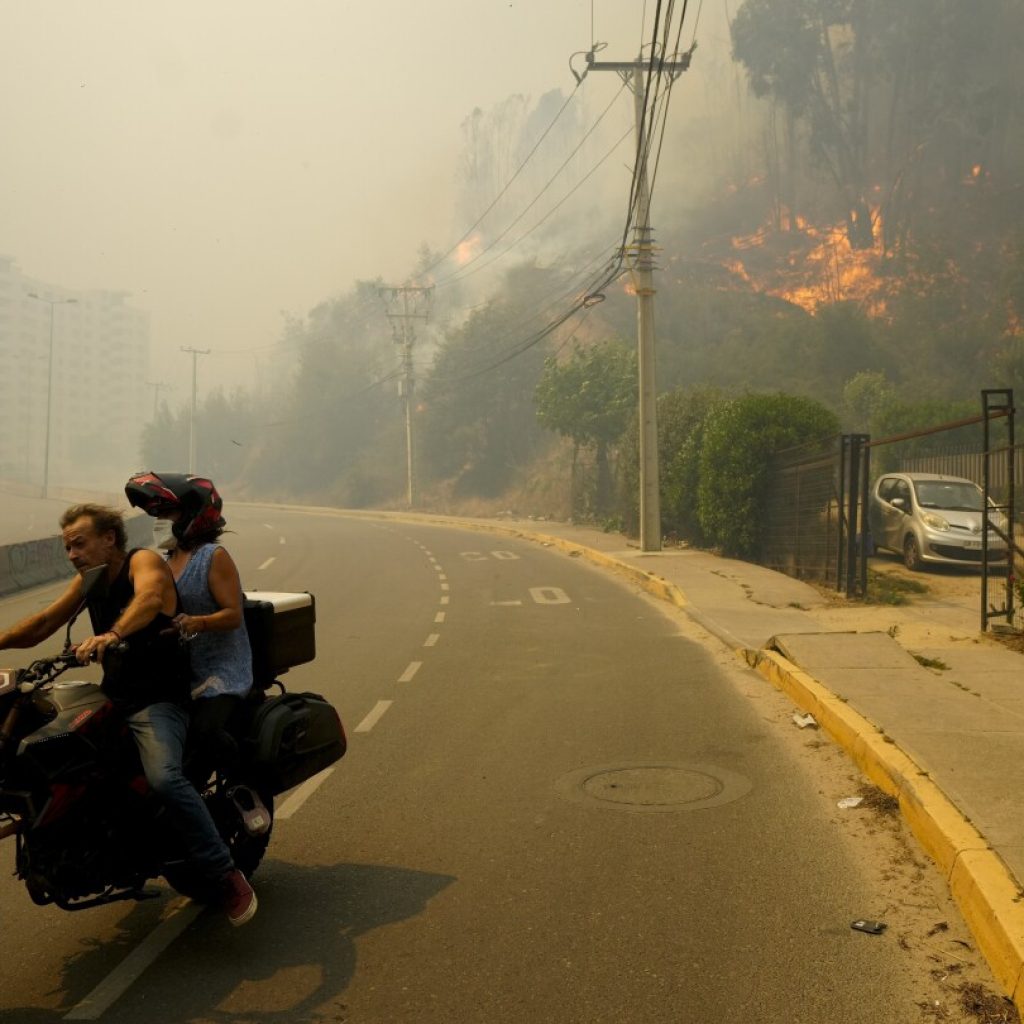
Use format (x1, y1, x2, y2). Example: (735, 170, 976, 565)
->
(126, 702, 234, 881)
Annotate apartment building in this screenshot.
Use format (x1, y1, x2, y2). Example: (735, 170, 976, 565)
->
(0, 256, 150, 492)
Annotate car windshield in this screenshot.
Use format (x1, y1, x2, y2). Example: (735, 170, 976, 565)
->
(913, 480, 984, 512)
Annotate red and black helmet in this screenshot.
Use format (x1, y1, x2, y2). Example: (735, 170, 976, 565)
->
(125, 471, 225, 543)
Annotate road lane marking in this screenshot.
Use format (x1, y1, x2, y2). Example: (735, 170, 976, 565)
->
(354, 700, 393, 733)
(279, 537, 286, 545)
(440, 582, 450, 591)
(398, 661, 422, 682)
(64, 899, 203, 1020)
(263, 523, 274, 529)
(424, 634, 439, 647)
(277, 767, 336, 819)
(257, 557, 275, 571)
(491, 600, 523, 606)
(435, 612, 446, 623)
(440, 596, 450, 605)
(492, 551, 520, 560)
(438, 573, 447, 580)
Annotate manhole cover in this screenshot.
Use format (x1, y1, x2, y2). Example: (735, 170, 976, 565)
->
(556, 763, 751, 812)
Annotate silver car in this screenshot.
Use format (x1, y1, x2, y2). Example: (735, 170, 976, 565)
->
(869, 472, 1009, 570)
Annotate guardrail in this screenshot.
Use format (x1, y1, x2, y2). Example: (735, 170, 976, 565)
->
(0, 515, 154, 598)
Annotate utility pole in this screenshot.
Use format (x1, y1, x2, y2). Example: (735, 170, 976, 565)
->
(145, 380, 172, 419)
(378, 285, 434, 507)
(27, 292, 77, 498)
(180, 347, 210, 474)
(580, 46, 690, 552)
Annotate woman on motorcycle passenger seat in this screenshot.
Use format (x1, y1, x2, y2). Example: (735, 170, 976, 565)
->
(125, 472, 257, 797)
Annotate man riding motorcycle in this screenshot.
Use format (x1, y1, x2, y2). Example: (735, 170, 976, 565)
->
(0, 503, 257, 925)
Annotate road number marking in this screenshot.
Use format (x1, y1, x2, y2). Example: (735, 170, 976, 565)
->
(529, 586, 570, 605)
(491, 550, 519, 560)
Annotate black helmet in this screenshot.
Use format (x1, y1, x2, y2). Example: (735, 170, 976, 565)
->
(125, 471, 225, 543)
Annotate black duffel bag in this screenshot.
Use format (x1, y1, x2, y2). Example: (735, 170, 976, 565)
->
(243, 691, 346, 795)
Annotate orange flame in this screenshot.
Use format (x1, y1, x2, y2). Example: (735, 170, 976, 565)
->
(721, 208, 892, 315)
(455, 233, 483, 265)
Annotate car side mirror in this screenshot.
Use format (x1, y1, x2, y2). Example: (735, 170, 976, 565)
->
(891, 497, 907, 511)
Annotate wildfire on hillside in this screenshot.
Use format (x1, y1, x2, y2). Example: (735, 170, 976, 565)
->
(711, 208, 894, 316)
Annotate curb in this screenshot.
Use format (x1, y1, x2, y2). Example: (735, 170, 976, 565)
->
(249, 503, 1024, 1008)
(744, 646, 1024, 1010)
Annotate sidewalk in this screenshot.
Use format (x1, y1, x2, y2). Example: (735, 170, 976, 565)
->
(477, 516, 1024, 1010)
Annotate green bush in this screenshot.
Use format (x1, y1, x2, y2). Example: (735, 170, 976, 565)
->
(697, 393, 839, 558)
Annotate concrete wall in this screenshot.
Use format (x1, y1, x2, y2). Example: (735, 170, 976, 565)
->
(0, 514, 153, 597)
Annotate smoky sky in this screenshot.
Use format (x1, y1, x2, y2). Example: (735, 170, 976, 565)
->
(2, 0, 731, 404)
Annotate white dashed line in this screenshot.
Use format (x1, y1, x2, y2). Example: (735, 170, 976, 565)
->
(262, 523, 274, 530)
(279, 537, 286, 545)
(440, 582, 449, 591)
(398, 662, 422, 682)
(440, 596, 450, 605)
(435, 612, 446, 623)
(354, 700, 393, 733)
(438, 573, 447, 580)
(424, 634, 440, 647)
(277, 767, 336, 819)
(64, 899, 203, 1020)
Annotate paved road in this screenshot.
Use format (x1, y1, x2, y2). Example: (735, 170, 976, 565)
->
(0, 508, 965, 1022)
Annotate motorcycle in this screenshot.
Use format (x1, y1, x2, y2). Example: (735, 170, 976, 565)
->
(0, 567, 345, 911)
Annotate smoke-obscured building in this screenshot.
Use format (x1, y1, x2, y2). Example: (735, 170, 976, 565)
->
(0, 256, 149, 492)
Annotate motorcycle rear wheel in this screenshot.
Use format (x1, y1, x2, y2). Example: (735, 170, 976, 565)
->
(163, 786, 274, 903)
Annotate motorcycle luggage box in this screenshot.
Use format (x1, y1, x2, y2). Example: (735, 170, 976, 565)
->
(244, 692, 345, 795)
(243, 592, 316, 690)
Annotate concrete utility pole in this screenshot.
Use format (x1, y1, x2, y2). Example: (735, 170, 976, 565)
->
(581, 47, 690, 552)
(180, 347, 211, 474)
(378, 285, 434, 507)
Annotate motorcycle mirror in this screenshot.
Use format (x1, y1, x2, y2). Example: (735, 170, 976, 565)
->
(80, 564, 110, 600)
(63, 564, 110, 652)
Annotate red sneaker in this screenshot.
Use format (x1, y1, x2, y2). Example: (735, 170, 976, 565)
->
(221, 869, 257, 926)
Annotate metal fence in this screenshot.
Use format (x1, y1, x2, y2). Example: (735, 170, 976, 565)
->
(760, 434, 868, 595)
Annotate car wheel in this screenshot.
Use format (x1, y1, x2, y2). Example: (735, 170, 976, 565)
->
(903, 535, 923, 571)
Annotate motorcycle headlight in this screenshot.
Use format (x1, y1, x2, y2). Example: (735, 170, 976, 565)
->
(922, 512, 949, 531)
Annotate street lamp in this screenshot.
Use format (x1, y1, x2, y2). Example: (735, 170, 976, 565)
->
(27, 292, 77, 498)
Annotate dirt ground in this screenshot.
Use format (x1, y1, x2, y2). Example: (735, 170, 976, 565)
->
(805, 552, 1024, 658)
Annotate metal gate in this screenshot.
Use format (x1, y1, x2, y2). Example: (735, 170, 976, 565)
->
(761, 433, 869, 596)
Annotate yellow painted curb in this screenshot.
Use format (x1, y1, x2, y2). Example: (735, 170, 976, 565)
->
(746, 646, 1024, 1009)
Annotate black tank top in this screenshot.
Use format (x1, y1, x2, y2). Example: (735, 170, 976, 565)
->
(87, 549, 190, 712)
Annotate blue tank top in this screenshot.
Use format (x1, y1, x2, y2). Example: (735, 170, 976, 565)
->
(174, 543, 253, 699)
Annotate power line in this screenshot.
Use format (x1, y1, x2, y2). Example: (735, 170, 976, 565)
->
(418, 81, 586, 279)
(433, 80, 630, 286)
(437, 123, 634, 288)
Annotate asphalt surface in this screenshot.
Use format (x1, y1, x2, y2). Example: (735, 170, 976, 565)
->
(0, 506, 961, 1023)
